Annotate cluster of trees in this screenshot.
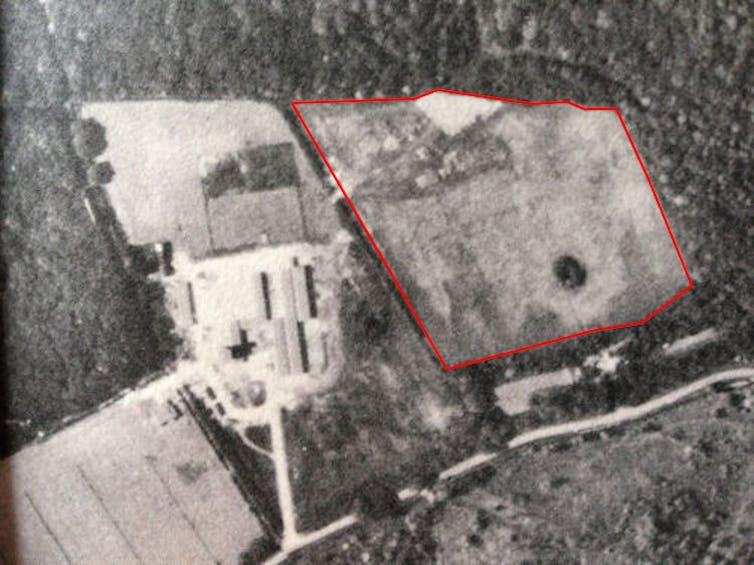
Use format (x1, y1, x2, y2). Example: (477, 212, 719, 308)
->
(525, 324, 738, 427)
(288, 499, 441, 565)
(3, 109, 182, 454)
(338, 277, 392, 359)
(636, 488, 728, 563)
(182, 388, 282, 540)
(72, 117, 117, 187)
(40, 0, 483, 104)
(285, 233, 518, 530)
(37, 1, 751, 365)
(312, 0, 480, 96)
(2, 0, 180, 455)
(71, 118, 107, 160)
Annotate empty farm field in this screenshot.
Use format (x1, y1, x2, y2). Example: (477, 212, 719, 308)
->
(83, 100, 335, 259)
(295, 91, 691, 368)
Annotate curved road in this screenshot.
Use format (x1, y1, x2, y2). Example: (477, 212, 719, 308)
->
(507, 366, 753, 448)
(264, 366, 754, 564)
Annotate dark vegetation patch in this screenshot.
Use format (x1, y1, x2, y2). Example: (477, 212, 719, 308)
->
(2, 3, 181, 456)
(202, 142, 300, 199)
(239, 535, 279, 565)
(180, 387, 282, 541)
(201, 156, 246, 199)
(427, 392, 754, 564)
(31, 0, 752, 350)
(285, 240, 515, 530)
(86, 161, 116, 185)
(237, 143, 300, 191)
(175, 461, 209, 485)
(553, 255, 587, 290)
(27, 0, 747, 386)
(244, 425, 272, 452)
(286, 502, 443, 565)
(522, 309, 742, 427)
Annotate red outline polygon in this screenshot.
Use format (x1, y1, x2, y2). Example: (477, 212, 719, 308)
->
(292, 88, 693, 371)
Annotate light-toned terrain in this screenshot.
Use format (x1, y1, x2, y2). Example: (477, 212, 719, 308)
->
(297, 92, 691, 367)
(0, 370, 262, 564)
(84, 100, 334, 257)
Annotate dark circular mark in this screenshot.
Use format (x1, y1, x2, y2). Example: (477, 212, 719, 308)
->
(554, 255, 587, 289)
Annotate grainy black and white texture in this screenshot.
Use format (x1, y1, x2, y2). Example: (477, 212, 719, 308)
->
(2, 1, 752, 563)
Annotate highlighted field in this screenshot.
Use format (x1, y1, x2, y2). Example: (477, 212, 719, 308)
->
(293, 89, 692, 369)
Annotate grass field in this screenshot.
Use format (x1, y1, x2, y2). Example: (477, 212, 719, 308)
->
(298, 98, 690, 367)
(286, 385, 754, 564)
(82, 100, 335, 258)
(432, 388, 754, 563)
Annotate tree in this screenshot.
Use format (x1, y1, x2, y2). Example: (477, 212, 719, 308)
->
(86, 161, 115, 185)
(357, 475, 402, 519)
(126, 245, 160, 276)
(201, 155, 244, 198)
(71, 117, 107, 161)
(477, 407, 517, 450)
